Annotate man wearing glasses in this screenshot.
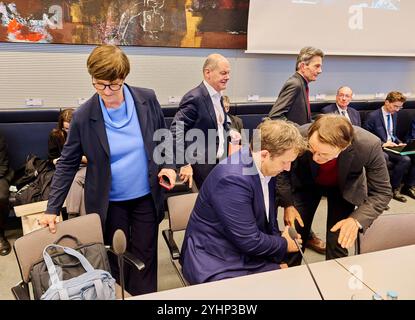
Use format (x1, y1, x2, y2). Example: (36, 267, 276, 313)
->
(364, 91, 415, 202)
(278, 115, 391, 266)
(40, 44, 176, 296)
(321, 86, 361, 126)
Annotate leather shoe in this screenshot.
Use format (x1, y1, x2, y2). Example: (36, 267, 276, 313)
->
(402, 186, 415, 200)
(0, 236, 11, 256)
(306, 231, 326, 255)
(392, 189, 407, 202)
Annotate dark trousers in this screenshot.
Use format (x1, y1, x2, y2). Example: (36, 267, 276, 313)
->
(0, 178, 10, 234)
(285, 186, 355, 266)
(384, 151, 411, 190)
(405, 155, 415, 187)
(104, 193, 158, 296)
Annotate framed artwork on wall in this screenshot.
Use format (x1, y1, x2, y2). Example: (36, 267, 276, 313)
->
(0, 0, 249, 48)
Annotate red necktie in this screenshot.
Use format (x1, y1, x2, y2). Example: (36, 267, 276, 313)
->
(305, 85, 311, 121)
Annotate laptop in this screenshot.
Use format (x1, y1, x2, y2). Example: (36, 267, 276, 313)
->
(384, 139, 415, 155)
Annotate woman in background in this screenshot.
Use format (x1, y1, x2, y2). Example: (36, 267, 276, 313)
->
(48, 108, 86, 218)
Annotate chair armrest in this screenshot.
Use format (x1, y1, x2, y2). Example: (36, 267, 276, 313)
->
(106, 247, 145, 271)
(11, 281, 30, 300)
(123, 251, 145, 271)
(162, 229, 180, 259)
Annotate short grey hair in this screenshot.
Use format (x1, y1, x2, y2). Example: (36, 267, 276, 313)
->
(295, 46, 324, 71)
(203, 53, 228, 72)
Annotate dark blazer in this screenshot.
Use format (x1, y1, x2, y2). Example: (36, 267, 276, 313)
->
(407, 119, 415, 142)
(321, 104, 362, 127)
(170, 82, 229, 187)
(228, 113, 243, 133)
(46, 85, 174, 226)
(364, 108, 401, 143)
(277, 126, 391, 230)
(268, 72, 310, 125)
(180, 148, 287, 285)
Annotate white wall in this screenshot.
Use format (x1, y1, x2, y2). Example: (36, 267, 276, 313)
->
(1, 42, 415, 108)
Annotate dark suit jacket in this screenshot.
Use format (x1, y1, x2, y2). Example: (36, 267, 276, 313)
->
(170, 82, 229, 186)
(46, 85, 174, 227)
(180, 148, 287, 285)
(408, 119, 415, 142)
(268, 72, 310, 125)
(277, 126, 391, 230)
(364, 108, 401, 143)
(321, 104, 362, 127)
(228, 113, 243, 133)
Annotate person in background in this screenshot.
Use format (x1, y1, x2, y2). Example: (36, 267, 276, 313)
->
(170, 53, 231, 189)
(321, 86, 361, 126)
(222, 95, 243, 133)
(268, 46, 324, 125)
(406, 118, 415, 142)
(278, 115, 391, 266)
(40, 44, 176, 295)
(48, 108, 87, 218)
(268, 46, 326, 254)
(0, 135, 12, 256)
(180, 120, 305, 284)
(364, 91, 415, 201)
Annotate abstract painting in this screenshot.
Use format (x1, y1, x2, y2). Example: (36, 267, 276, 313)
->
(0, 0, 249, 48)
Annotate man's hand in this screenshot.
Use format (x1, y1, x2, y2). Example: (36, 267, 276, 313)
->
(38, 213, 59, 233)
(281, 226, 302, 253)
(330, 217, 359, 249)
(284, 206, 304, 229)
(382, 141, 398, 148)
(179, 164, 193, 189)
(158, 168, 177, 189)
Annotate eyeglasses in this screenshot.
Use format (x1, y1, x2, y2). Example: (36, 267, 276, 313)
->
(92, 82, 123, 91)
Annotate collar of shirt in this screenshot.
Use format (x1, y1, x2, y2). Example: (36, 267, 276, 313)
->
(381, 106, 391, 117)
(296, 71, 309, 87)
(203, 80, 222, 100)
(253, 155, 272, 222)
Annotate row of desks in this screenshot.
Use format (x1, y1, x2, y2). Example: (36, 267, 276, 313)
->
(134, 245, 415, 300)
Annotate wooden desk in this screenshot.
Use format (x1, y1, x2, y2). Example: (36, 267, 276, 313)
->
(334, 244, 415, 300)
(134, 259, 374, 300)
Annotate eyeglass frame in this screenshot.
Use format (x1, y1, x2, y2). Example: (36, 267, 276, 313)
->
(92, 81, 124, 91)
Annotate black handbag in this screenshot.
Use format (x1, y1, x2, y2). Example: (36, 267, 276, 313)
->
(30, 235, 110, 300)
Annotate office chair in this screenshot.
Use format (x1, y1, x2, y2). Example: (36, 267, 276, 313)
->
(162, 192, 198, 286)
(11, 213, 144, 299)
(357, 213, 415, 254)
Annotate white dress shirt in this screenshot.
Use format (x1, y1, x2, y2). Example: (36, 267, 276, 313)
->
(381, 107, 394, 141)
(203, 80, 225, 158)
(253, 157, 271, 222)
(336, 105, 351, 122)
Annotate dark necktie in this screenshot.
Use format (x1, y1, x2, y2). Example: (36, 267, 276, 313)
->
(387, 114, 397, 142)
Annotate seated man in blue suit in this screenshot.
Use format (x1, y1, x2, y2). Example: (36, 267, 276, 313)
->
(364, 91, 415, 201)
(180, 120, 305, 285)
(321, 86, 361, 126)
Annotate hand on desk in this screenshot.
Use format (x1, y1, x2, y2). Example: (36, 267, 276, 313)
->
(330, 217, 359, 249)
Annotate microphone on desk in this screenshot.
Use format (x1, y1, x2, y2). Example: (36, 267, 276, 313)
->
(288, 227, 325, 300)
(112, 229, 127, 300)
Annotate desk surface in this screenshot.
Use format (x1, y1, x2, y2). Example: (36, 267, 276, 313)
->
(334, 244, 415, 300)
(134, 259, 374, 300)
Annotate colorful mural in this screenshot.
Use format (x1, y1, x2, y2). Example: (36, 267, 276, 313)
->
(0, 0, 249, 48)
